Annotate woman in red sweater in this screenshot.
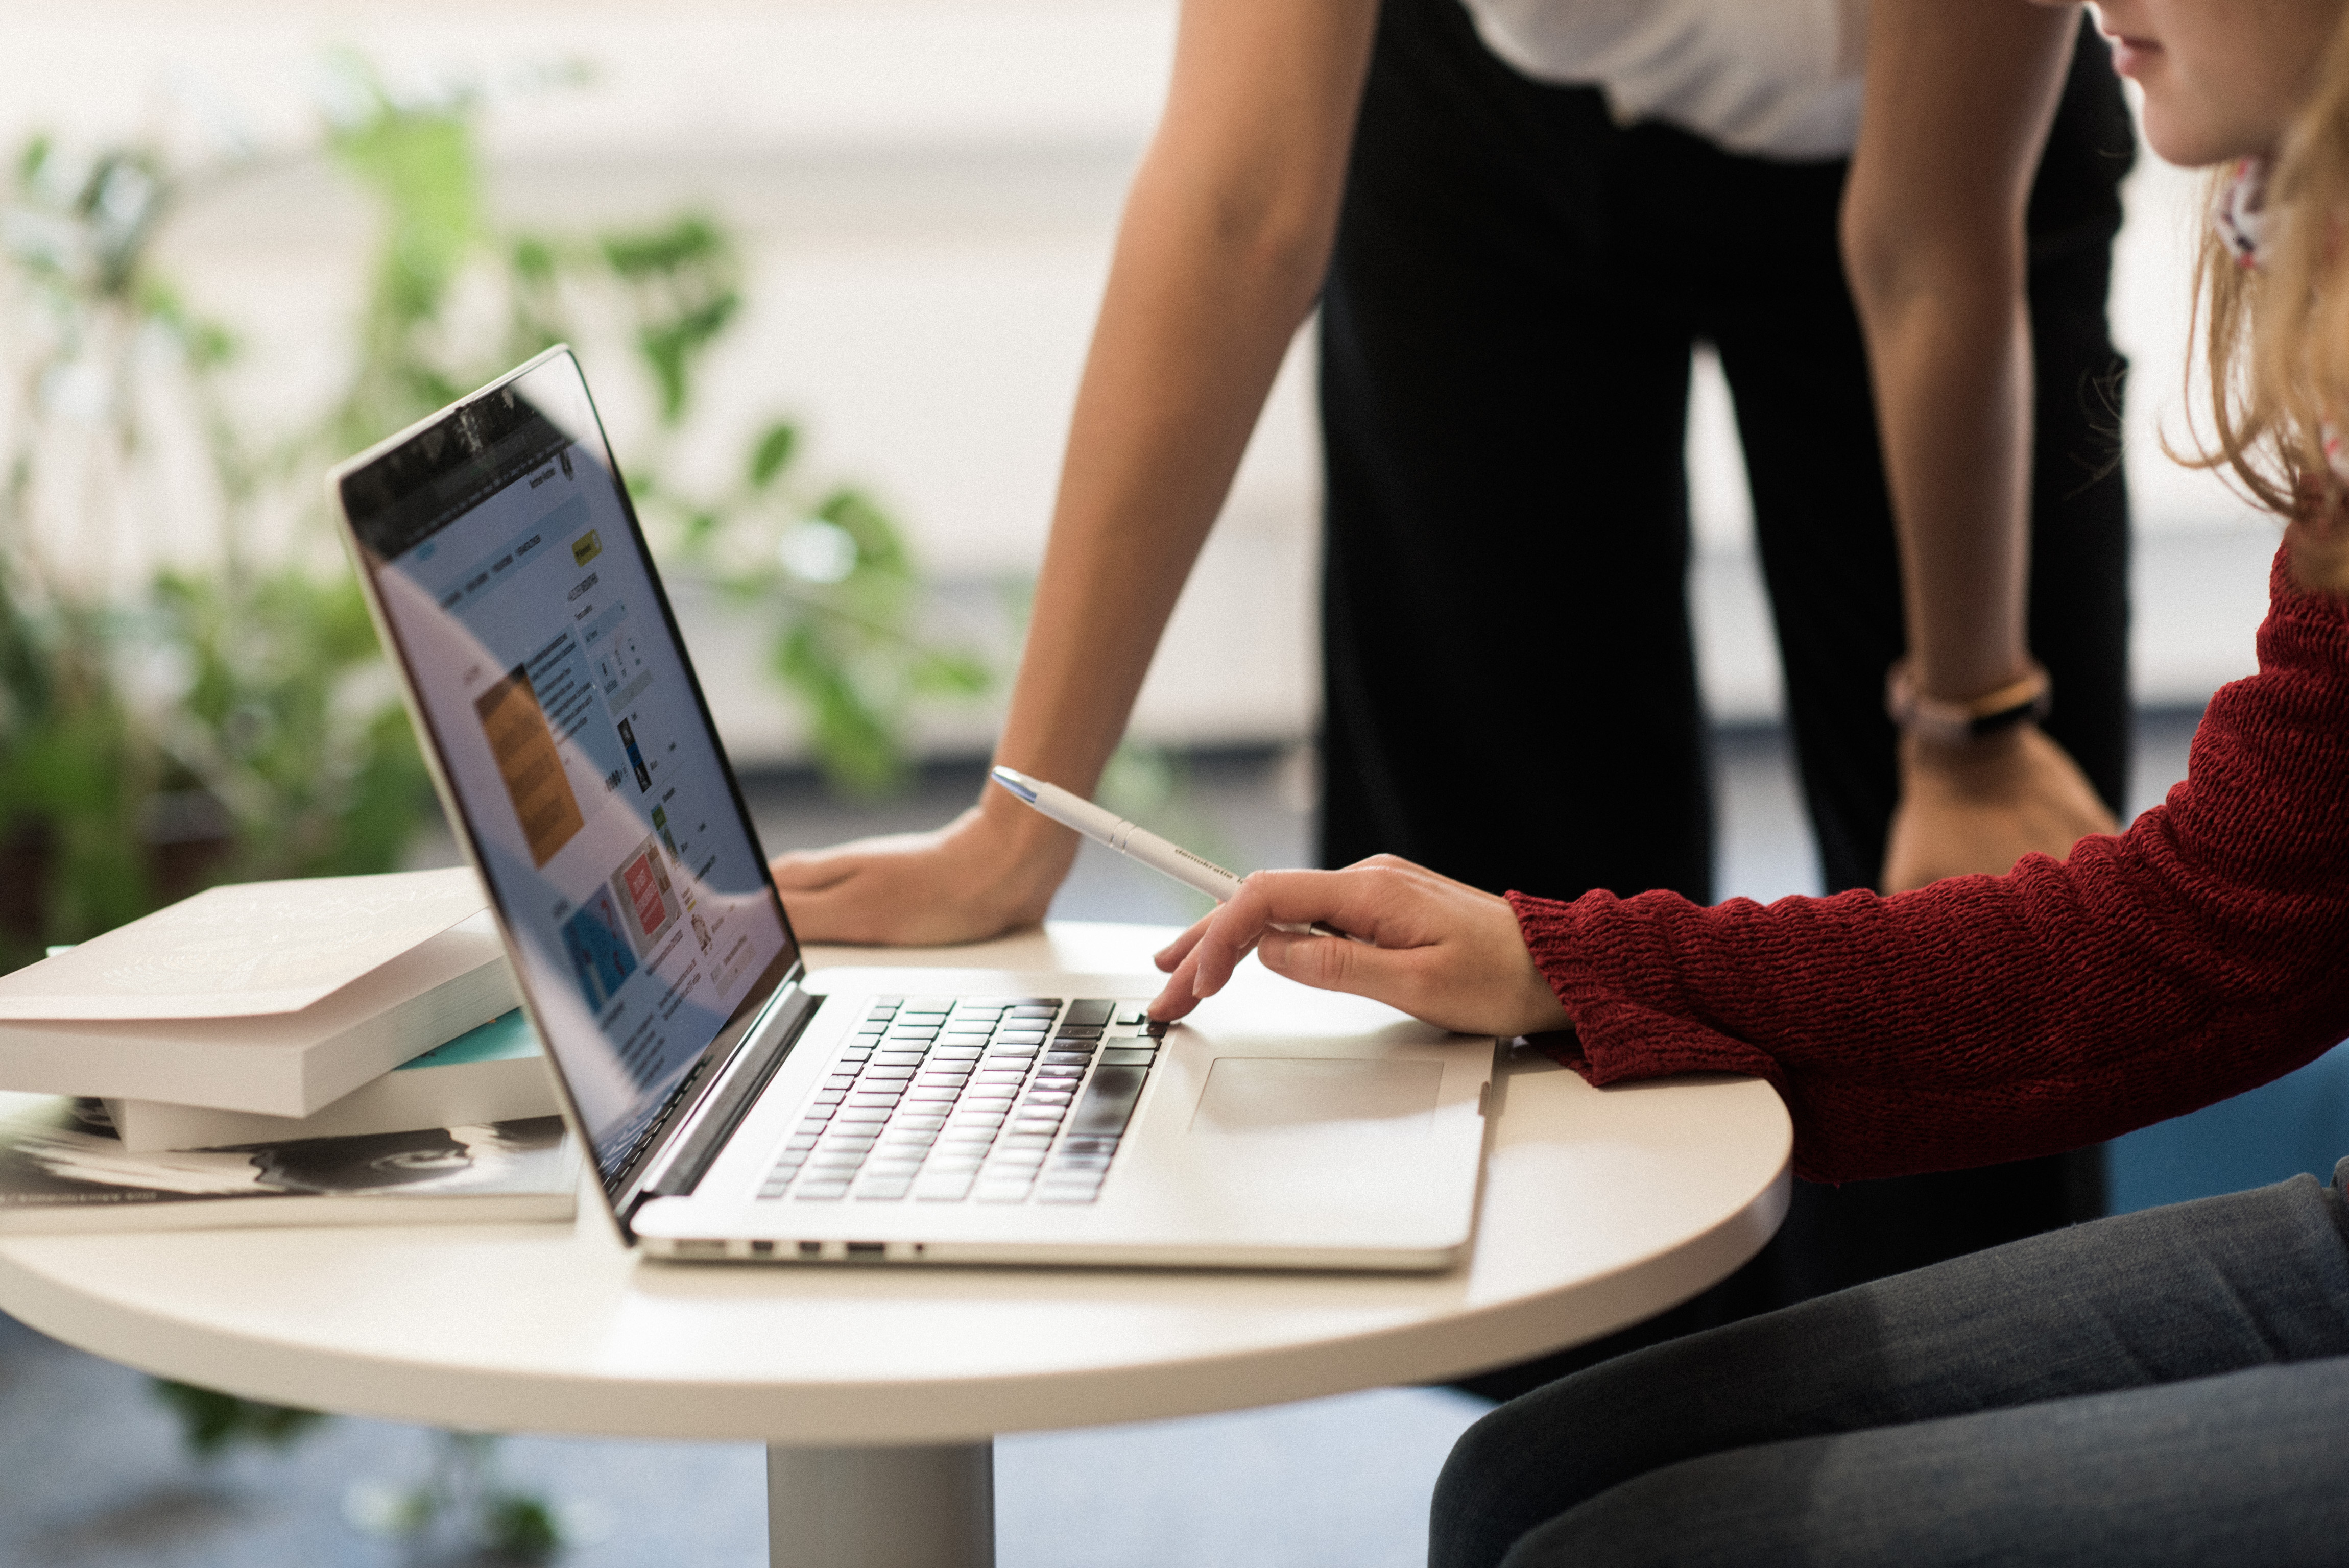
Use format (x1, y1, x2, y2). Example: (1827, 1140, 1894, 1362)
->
(1149, 1, 2349, 1560)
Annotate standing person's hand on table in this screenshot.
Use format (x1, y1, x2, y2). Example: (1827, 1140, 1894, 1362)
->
(1879, 723, 2118, 893)
(770, 805, 1078, 947)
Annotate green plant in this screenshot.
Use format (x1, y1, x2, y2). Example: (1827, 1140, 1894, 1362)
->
(0, 66, 990, 975)
(343, 1431, 570, 1563)
(0, 131, 441, 970)
(555, 218, 992, 792)
(150, 1380, 328, 1460)
(320, 67, 987, 795)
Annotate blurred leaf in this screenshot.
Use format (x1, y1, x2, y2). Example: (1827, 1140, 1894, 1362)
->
(504, 235, 571, 362)
(328, 89, 478, 326)
(480, 1492, 564, 1562)
(911, 650, 991, 698)
(150, 1380, 326, 1461)
(635, 290, 738, 425)
(320, 73, 485, 450)
(135, 281, 236, 369)
(748, 421, 798, 489)
(597, 214, 739, 424)
(75, 150, 170, 298)
(509, 233, 557, 285)
(814, 487, 910, 577)
(775, 624, 903, 796)
(600, 212, 726, 277)
(140, 566, 433, 887)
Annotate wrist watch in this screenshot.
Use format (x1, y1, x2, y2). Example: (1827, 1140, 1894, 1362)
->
(1885, 659, 2050, 747)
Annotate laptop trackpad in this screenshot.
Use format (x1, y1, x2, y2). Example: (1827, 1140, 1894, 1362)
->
(1188, 1057, 1444, 1139)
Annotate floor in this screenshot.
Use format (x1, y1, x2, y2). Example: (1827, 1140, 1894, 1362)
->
(0, 1302, 1484, 1566)
(10, 706, 2330, 1568)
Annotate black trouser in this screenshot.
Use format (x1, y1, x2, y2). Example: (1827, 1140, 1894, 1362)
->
(1315, 0, 2134, 1396)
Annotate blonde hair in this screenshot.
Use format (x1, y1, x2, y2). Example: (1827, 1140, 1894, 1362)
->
(2192, 11, 2349, 592)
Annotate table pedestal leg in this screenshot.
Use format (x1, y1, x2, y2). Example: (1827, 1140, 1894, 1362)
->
(766, 1440, 995, 1568)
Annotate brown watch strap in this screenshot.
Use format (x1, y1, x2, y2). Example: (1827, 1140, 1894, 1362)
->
(1885, 660, 2051, 746)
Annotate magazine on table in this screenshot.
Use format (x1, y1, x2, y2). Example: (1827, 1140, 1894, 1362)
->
(0, 1093, 578, 1233)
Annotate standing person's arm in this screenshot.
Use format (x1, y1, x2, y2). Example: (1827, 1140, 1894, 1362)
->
(1841, 0, 2118, 894)
(768, 0, 1377, 944)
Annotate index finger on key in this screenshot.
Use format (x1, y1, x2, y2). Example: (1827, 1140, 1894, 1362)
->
(1185, 870, 1380, 997)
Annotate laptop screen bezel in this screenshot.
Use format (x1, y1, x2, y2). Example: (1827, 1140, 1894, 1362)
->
(328, 345, 806, 1227)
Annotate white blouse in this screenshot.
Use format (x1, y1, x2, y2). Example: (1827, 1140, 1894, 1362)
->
(1457, 0, 1869, 161)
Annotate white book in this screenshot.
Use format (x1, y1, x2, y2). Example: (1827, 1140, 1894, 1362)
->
(0, 1093, 578, 1234)
(0, 871, 519, 1117)
(105, 1009, 558, 1153)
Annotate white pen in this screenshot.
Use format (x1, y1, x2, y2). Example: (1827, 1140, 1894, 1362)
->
(990, 766, 1352, 941)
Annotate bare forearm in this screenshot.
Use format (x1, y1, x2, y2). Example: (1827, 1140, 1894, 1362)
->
(1863, 274, 2035, 697)
(992, 160, 1329, 797)
(763, 0, 1373, 945)
(1842, 0, 2077, 702)
(985, 0, 1375, 838)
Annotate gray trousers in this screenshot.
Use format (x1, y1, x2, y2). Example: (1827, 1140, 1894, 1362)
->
(1433, 1164, 2349, 1566)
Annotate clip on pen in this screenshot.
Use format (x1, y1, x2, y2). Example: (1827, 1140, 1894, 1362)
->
(989, 767, 1353, 941)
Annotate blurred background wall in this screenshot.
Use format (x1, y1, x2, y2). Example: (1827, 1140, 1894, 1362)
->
(0, 0, 2280, 773)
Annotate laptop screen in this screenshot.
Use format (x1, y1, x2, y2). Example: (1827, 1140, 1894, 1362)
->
(335, 349, 798, 1191)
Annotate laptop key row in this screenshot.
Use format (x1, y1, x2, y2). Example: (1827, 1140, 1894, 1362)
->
(756, 997, 1159, 1207)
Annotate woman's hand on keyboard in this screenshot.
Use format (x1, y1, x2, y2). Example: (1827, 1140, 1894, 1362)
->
(1148, 855, 1572, 1038)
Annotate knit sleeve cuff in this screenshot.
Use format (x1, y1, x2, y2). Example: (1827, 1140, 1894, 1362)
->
(1505, 888, 1789, 1098)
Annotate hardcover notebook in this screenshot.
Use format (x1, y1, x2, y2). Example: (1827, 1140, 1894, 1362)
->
(0, 873, 518, 1116)
(329, 346, 1495, 1270)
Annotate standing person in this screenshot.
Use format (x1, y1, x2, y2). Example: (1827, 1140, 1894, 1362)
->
(1146, 4, 2349, 1551)
(1317, 0, 2129, 910)
(772, 0, 2129, 1376)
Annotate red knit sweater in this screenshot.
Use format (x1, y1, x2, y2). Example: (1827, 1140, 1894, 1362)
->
(1512, 549, 2349, 1186)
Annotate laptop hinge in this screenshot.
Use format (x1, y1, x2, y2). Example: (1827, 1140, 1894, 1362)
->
(633, 984, 820, 1208)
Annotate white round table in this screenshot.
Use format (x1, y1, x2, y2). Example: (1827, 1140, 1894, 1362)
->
(0, 922, 1790, 1567)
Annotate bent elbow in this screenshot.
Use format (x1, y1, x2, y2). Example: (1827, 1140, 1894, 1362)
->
(1839, 177, 1920, 337)
(1124, 129, 1343, 329)
(1209, 183, 1341, 323)
(1838, 187, 1891, 321)
(1838, 177, 2026, 346)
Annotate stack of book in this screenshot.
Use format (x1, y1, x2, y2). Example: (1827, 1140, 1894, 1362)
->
(0, 869, 575, 1232)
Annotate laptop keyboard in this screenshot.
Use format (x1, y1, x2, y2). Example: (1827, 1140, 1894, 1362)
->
(757, 997, 1164, 1205)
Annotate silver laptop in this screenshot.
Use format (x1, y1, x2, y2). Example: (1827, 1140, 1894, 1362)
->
(329, 346, 1493, 1269)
